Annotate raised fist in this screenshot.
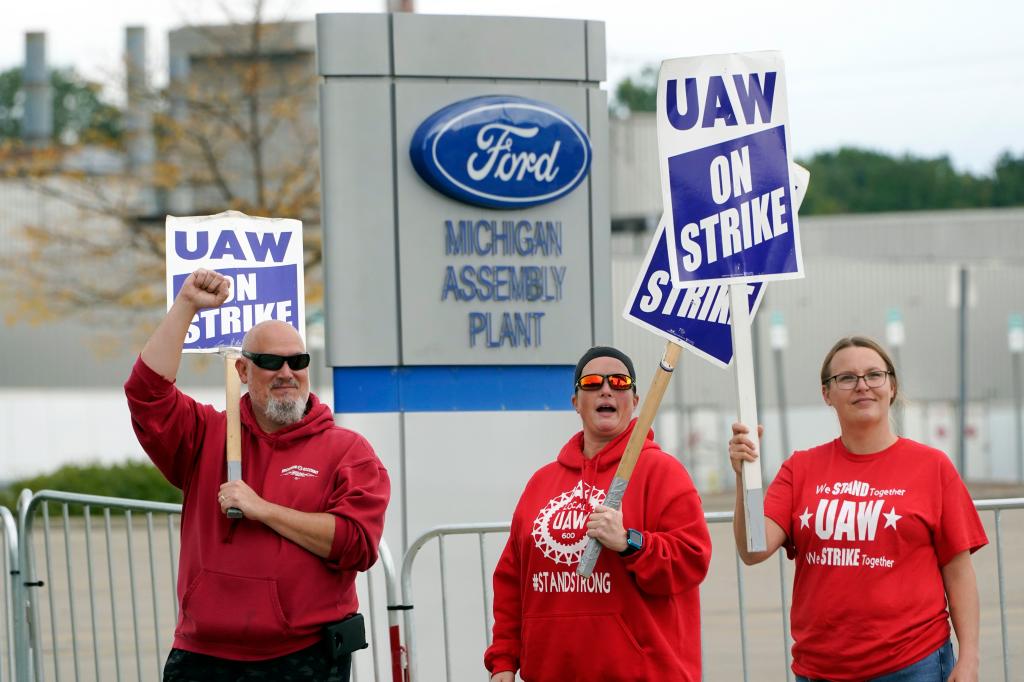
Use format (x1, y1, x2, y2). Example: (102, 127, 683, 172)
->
(176, 269, 231, 311)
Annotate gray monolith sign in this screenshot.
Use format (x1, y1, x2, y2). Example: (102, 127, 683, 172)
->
(317, 12, 609, 412)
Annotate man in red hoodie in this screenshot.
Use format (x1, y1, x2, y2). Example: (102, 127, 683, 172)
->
(125, 268, 390, 682)
(485, 346, 712, 682)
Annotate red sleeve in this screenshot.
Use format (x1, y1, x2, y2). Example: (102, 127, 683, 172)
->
(324, 436, 391, 571)
(484, 520, 523, 675)
(622, 455, 711, 596)
(123, 355, 212, 489)
(764, 457, 797, 558)
(934, 458, 988, 566)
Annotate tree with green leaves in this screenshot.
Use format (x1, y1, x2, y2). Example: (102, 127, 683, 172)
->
(991, 152, 1024, 207)
(796, 147, 1024, 215)
(0, 67, 122, 144)
(613, 64, 658, 114)
(609, 63, 1024, 214)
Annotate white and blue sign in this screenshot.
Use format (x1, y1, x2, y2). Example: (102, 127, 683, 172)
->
(624, 220, 764, 368)
(624, 163, 809, 368)
(165, 211, 305, 352)
(409, 95, 592, 209)
(657, 51, 803, 288)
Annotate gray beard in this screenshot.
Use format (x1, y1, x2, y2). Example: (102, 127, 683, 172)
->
(265, 396, 307, 426)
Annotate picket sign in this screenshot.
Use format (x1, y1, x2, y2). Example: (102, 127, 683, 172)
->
(622, 163, 808, 370)
(165, 210, 306, 352)
(576, 342, 682, 577)
(656, 51, 803, 290)
(165, 210, 305, 518)
(645, 52, 807, 551)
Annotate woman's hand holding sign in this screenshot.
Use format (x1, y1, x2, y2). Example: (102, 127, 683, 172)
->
(586, 503, 628, 552)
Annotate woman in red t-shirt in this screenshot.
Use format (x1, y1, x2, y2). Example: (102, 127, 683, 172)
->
(729, 336, 987, 682)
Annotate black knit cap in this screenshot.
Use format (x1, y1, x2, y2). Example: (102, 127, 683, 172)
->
(573, 346, 636, 390)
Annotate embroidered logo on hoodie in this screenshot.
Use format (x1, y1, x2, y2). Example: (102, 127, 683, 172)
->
(280, 465, 319, 479)
(532, 481, 606, 565)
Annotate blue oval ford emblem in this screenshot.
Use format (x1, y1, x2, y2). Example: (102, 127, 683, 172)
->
(409, 95, 592, 209)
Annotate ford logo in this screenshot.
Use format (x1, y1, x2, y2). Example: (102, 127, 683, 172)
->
(409, 95, 592, 209)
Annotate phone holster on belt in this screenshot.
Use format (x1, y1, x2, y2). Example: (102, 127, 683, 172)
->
(325, 613, 368, 660)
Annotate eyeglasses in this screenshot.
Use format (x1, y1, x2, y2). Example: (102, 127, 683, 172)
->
(576, 373, 634, 391)
(241, 351, 311, 371)
(823, 370, 892, 390)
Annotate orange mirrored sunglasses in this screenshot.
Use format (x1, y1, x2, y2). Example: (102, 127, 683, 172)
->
(576, 373, 634, 391)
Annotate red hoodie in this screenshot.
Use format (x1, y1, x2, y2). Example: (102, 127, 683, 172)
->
(484, 419, 711, 682)
(125, 357, 390, 660)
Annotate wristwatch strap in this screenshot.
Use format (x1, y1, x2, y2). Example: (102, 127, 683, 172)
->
(619, 528, 643, 557)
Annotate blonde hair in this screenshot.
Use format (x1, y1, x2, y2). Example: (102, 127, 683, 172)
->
(820, 336, 898, 405)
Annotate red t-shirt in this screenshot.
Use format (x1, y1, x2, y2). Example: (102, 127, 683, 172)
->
(764, 437, 987, 680)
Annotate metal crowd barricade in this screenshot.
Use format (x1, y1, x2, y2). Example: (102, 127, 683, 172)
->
(397, 500, 1024, 682)
(7, 492, 1022, 680)
(355, 539, 405, 682)
(10, 489, 400, 682)
(399, 523, 510, 682)
(974, 497, 1024, 682)
(2, 505, 20, 682)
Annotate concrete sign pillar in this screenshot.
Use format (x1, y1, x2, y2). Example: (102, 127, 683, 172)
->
(317, 12, 609, 412)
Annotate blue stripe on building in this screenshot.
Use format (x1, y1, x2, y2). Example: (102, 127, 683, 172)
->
(332, 365, 575, 412)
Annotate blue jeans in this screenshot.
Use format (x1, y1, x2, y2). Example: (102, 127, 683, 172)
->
(796, 640, 955, 682)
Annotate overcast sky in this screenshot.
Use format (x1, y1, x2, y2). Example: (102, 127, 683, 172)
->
(4, 0, 1022, 173)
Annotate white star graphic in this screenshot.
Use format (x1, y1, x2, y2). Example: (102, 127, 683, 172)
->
(883, 506, 902, 530)
(799, 507, 813, 529)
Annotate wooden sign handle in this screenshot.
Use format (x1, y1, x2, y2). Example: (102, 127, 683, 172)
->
(225, 354, 244, 519)
(577, 342, 682, 577)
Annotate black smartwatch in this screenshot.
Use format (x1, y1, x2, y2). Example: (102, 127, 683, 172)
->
(619, 528, 643, 557)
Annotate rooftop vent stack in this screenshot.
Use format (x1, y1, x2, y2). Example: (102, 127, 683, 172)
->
(125, 27, 156, 171)
(125, 26, 157, 214)
(166, 48, 192, 214)
(23, 32, 53, 147)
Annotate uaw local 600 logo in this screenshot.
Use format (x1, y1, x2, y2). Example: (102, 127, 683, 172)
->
(531, 481, 605, 565)
(409, 94, 592, 209)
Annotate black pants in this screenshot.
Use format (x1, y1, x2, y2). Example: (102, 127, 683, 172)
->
(163, 643, 351, 682)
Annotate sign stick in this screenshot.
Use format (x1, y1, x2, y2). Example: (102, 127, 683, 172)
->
(223, 352, 244, 519)
(577, 341, 682, 578)
(729, 283, 766, 552)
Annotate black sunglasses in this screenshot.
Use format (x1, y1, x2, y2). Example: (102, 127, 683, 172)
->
(576, 373, 635, 391)
(241, 351, 311, 371)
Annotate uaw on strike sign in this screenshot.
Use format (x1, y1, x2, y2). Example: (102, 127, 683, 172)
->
(165, 211, 305, 351)
(656, 51, 803, 289)
(624, 163, 808, 368)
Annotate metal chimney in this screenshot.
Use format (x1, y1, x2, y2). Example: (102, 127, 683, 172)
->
(166, 46, 193, 214)
(125, 26, 155, 171)
(125, 26, 161, 216)
(168, 51, 190, 123)
(23, 32, 53, 146)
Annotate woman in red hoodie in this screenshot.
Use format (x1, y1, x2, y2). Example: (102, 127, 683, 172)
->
(485, 346, 712, 682)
